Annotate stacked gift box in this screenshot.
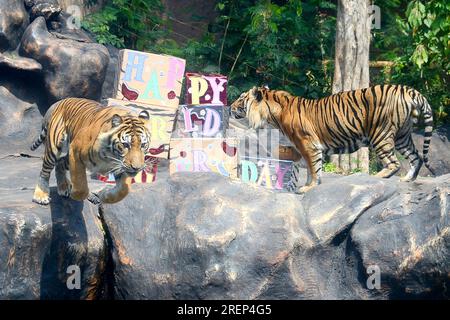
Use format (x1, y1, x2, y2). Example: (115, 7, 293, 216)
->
(99, 48, 297, 191)
(170, 73, 239, 178)
(98, 49, 186, 183)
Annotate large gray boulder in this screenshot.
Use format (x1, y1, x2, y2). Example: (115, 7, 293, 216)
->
(0, 67, 46, 155)
(0, 0, 29, 52)
(19, 17, 109, 103)
(0, 156, 107, 300)
(100, 172, 450, 299)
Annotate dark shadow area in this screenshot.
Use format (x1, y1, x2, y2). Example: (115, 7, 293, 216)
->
(40, 187, 88, 299)
(0, 65, 49, 115)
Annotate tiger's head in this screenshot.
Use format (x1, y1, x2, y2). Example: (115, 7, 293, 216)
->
(231, 86, 288, 130)
(102, 110, 151, 177)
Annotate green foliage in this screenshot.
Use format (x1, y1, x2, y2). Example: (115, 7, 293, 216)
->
(83, 0, 449, 125)
(82, 0, 165, 50)
(372, 0, 449, 124)
(184, 0, 336, 101)
(323, 162, 338, 173)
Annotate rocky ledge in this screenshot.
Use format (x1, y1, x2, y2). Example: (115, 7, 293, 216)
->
(0, 155, 448, 299)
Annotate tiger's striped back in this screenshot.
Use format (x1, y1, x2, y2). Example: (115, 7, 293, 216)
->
(231, 85, 434, 193)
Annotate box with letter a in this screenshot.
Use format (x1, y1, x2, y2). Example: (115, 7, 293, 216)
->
(240, 157, 293, 191)
(114, 49, 186, 108)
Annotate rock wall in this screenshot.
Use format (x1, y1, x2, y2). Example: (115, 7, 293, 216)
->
(0, 151, 448, 299)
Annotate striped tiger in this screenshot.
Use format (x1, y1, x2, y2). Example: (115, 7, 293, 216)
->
(231, 85, 435, 193)
(31, 98, 151, 205)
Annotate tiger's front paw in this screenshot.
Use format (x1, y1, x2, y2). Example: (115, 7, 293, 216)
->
(296, 185, 314, 194)
(32, 185, 51, 205)
(57, 180, 72, 198)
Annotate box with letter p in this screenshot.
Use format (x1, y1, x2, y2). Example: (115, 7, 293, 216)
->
(185, 73, 228, 106)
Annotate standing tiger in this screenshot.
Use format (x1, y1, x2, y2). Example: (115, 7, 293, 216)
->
(231, 85, 434, 193)
(31, 98, 151, 205)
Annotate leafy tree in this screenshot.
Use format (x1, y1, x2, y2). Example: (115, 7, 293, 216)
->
(83, 0, 449, 124)
(372, 0, 449, 124)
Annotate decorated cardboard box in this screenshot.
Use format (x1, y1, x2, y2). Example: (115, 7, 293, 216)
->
(173, 104, 226, 138)
(240, 157, 293, 191)
(97, 155, 159, 184)
(169, 138, 238, 179)
(114, 49, 186, 108)
(106, 98, 177, 159)
(185, 73, 227, 105)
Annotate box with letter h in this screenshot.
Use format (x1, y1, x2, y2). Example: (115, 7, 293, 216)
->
(99, 49, 186, 184)
(114, 49, 186, 109)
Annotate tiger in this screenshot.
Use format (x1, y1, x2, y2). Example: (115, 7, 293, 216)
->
(231, 85, 435, 194)
(31, 98, 151, 205)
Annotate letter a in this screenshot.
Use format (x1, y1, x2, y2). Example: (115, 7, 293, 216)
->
(142, 70, 162, 100)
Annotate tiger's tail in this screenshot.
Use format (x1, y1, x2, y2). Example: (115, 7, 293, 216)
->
(413, 91, 435, 176)
(30, 125, 47, 151)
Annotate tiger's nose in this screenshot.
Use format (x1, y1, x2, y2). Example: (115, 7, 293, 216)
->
(130, 164, 143, 172)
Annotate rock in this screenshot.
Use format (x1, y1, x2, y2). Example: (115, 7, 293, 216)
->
(0, 156, 107, 300)
(101, 173, 310, 299)
(414, 130, 450, 177)
(351, 174, 450, 298)
(0, 52, 42, 72)
(26, 0, 62, 21)
(0, 0, 29, 52)
(19, 17, 110, 103)
(301, 174, 397, 245)
(101, 45, 119, 100)
(0, 66, 47, 155)
(100, 171, 450, 299)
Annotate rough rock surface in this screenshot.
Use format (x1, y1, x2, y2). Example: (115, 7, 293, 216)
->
(0, 0, 29, 52)
(413, 130, 450, 177)
(0, 156, 107, 300)
(0, 52, 43, 72)
(101, 172, 449, 299)
(0, 141, 448, 299)
(25, 0, 62, 21)
(0, 67, 47, 155)
(19, 17, 110, 103)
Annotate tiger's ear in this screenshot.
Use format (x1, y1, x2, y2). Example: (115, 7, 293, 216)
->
(111, 114, 122, 127)
(252, 86, 263, 102)
(138, 110, 150, 121)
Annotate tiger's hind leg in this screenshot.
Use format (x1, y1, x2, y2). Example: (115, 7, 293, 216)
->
(55, 158, 72, 197)
(33, 149, 56, 205)
(396, 135, 423, 182)
(286, 161, 302, 193)
(374, 138, 400, 178)
(297, 147, 322, 194)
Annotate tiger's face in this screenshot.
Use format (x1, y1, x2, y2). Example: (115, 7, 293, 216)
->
(104, 110, 151, 177)
(231, 86, 280, 130)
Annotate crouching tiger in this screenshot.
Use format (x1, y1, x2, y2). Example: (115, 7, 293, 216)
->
(31, 98, 151, 205)
(231, 85, 435, 193)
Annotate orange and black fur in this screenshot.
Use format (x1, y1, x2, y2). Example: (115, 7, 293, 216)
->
(231, 85, 434, 193)
(31, 98, 151, 205)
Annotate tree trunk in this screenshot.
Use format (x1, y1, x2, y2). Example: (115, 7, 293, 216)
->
(330, 0, 370, 173)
